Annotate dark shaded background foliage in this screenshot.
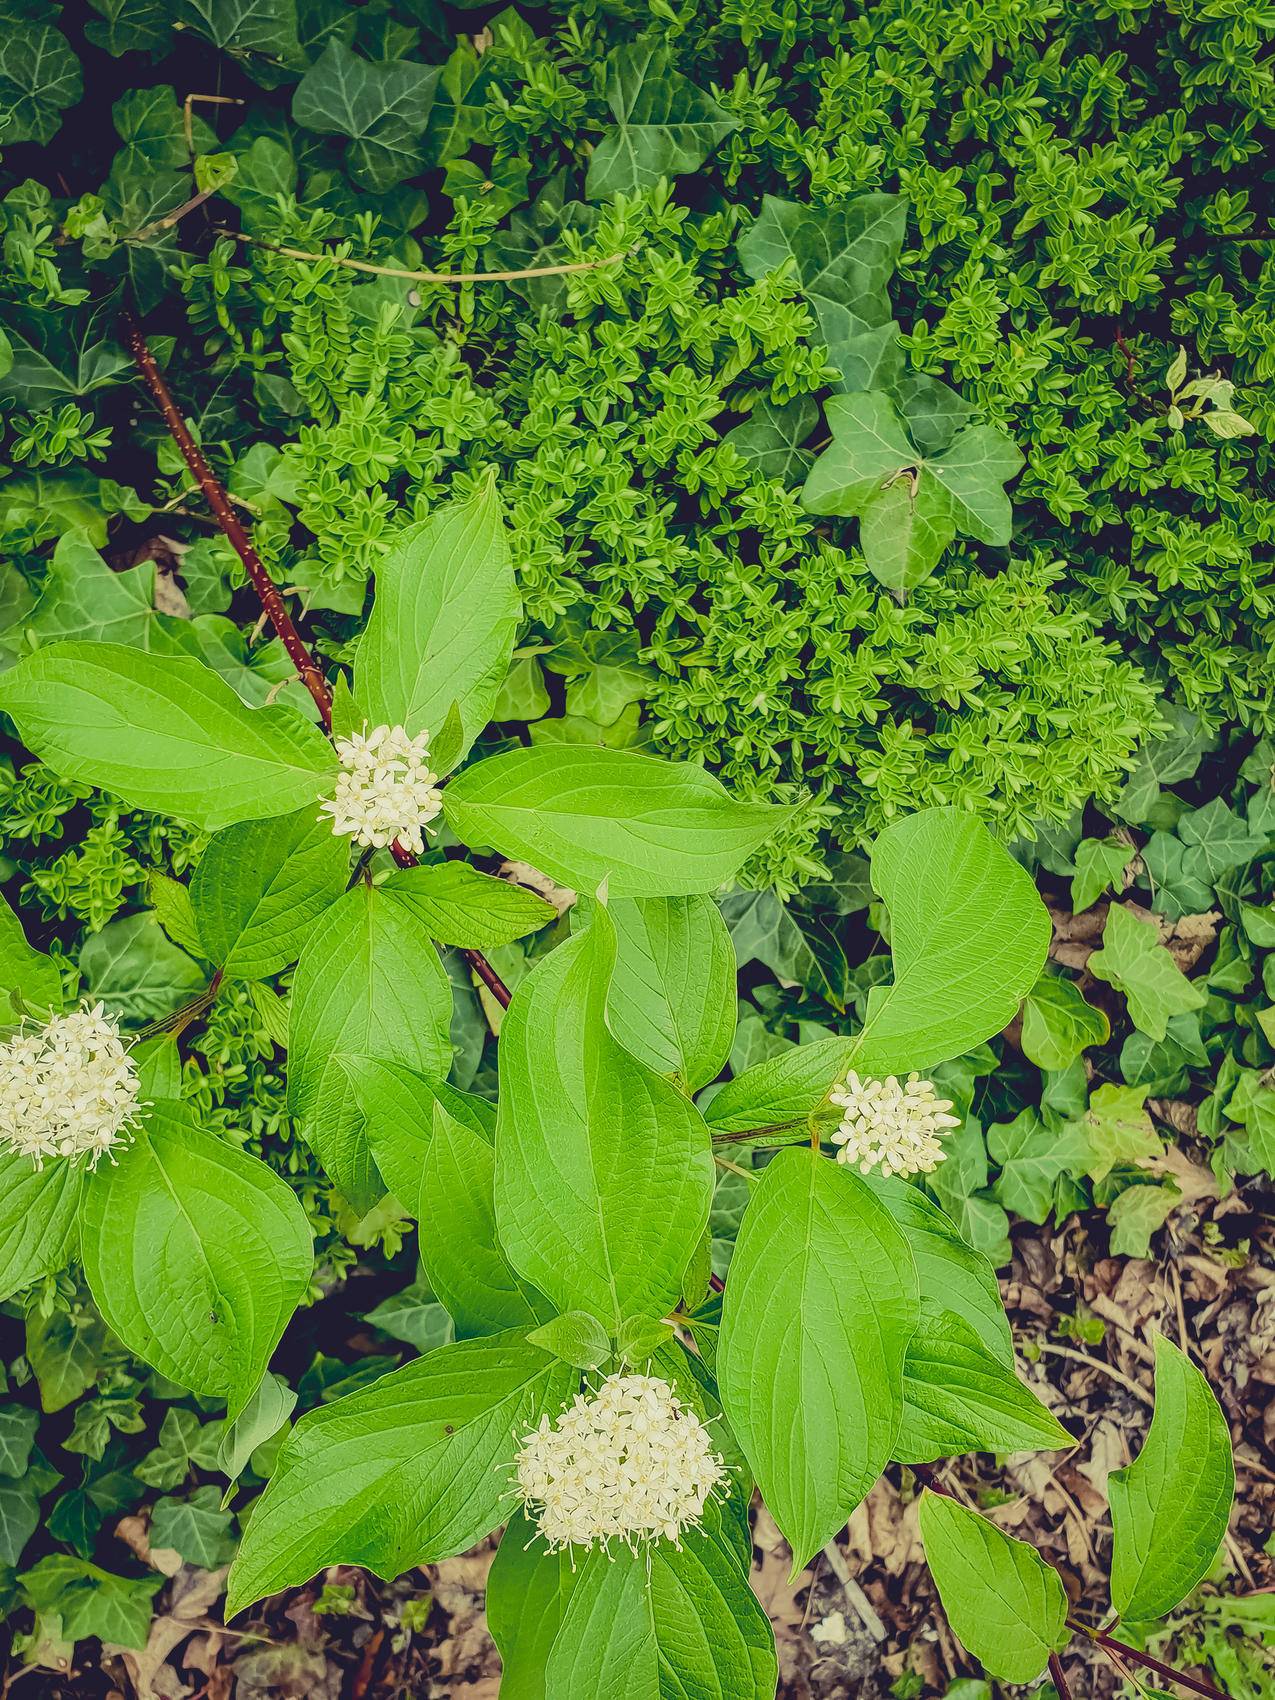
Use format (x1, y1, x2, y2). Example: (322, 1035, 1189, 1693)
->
(0, 0, 1272, 1690)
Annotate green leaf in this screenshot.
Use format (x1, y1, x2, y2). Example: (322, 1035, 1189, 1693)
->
(26, 1304, 109, 1414)
(147, 872, 204, 960)
(494, 905, 714, 1330)
(0, 1153, 81, 1304)
(293, 40, 438, 191)
(1089, 905, 1206, 1041)
(0, 642, 335, 831)
(605, 895, 736, 1092)
(381, 863, 555, 950)
(218, 1372, 297, 1483)
(422, 1104, 549, 1337)
(919, 1492, 1068, 1682)
(288, 883, 454, 1210)
(1019, 972, 1109, 1072)
(1080, 1082, 1162, 1181)
(525, 1311, 612, 1371)
(718, 1148, 918, 1574)
(554, 1521, 776, 1699)
(19, 1555, 162, 1650)
(1071, 836, 1132, 912)
(1176, 798, 1269, 882)
(356, 483, 519, 762)
(0, 1406, 38, 1478)
(988, 1109, 1091, 1223)
(896, 1310, 1070, 1462)
(334, 1057, 494, 1212)
(81, 1102, 313, 1421)
(722, 396, 819, 486)
(0, 1478, 38, 1565)
(80, 913, 205, 1023)
(191, 808, 350, 979)
(8, 532, 161, 650)
(856, 475, 956, 593)
(737, 194, 906, 354)
(0, 891, 63, 1013)
(445, 745, 790, 899)
(150, 1486, 237, 1568)
(488, 1509, 583, 1700)
(585, 42, 736, 199)
(226, 1333, 574, 1617)
(1107, 1183, 1178, 1257)
(1109, 1335, 1235, 1621)
(364, 1279, 453, 1354)
(0, 22, 82, 145)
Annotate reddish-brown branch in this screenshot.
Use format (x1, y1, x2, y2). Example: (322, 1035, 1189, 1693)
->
(123, 315, 513, 1010)
(1048, 1651, 1072, 1700)
(1080, 1626, 1229, 1700)
(122, 312, 333, 727)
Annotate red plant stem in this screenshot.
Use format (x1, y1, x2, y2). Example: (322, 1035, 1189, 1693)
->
(1048, 1651, 1072, 1700)
(123, 315, 513, 1010)
(1080, 1626, 1230, 1700)
(122, 312, 333, 728)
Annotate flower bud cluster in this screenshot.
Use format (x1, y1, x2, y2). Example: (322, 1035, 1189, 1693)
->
(0, 1003, 140, 1167)
(829, 1070, 960, 1177)
(514, 1372, 726, 1553)
(319, 723, 442, 855)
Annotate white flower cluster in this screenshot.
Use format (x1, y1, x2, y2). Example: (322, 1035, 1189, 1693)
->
(319, 723, 443, 855)
(0, 1003, 140, 1168)
(514, 1372, 727, 1553)
(829, 1071, 960, 1178)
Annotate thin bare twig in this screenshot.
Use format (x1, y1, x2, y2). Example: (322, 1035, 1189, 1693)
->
(214, 226, 632, 285)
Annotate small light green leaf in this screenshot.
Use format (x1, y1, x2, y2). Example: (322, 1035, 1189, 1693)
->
(525, 1312, 611, 1371)
(81, 1102, 312, 1421)
(382, 862, 555, 950)
(1088, 904, 1206, 1040)
(292, 39, 437, 191)
(494, 906, 714, 1329)
(1109, 1335, 1235, 1621)
(585, 42, 736, 199)
(356, 484, 519, 762)
(0, 642, 335, 831)
(191, 808, 350, 979)
(1019, 972, 1109, 1071)
(18, 1555, 162, 1651)
(146, 873, 204, 960)
(1107, 1183, 1179, 1257)
(606, 894, 736, 1092)
(218, 1372, 296, 1483)
(919, 1492, 1068, 1682)
(1081, 1082, 1162, 1182)
(718, 1148, 918, 1574)
(80, 914, 205, 1023)
(1070, 836, 1132, 913)
(444, 745, 790, 898)
(0, 891, 64, 1014)
(335, 1057, 494, 1212)
(226, 1333, 574, 1617)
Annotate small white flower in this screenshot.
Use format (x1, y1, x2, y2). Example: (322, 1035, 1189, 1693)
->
(0, 1003, 141, 1168)
(828, 1071, 960, 1178)
(513, 1372, 727, 1554)
(319, 722, 443, 855)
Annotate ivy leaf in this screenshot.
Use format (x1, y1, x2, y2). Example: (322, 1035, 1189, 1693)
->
(736, 194, 906, 359)
(172, 0, 306, 80)
(0, 1478, 39, 1565)
(988, 1108, 1091, 1223)
(0, 1406, 38, 1478)
(0, 642, 336, 832)
(356, 483, 519, 763)
(150, 1486, 237, 1568)
(292, 40, 438, 190)
(226, 1333, 574, 1617)
(718, 1148, 918, 1574)
(191, 808, 350, 980)
(288, 883, 455, 1211)
(1019, 972, 1109, 1071)
(1107, 1183, 1178, 1257)
(7, 532, 161, 649)
(722, 396, 819, 486)
(919, 1493, 1068, 1683)
(1070, 836, 1132, 913)
(1140, 832, 1215, 920)
(80, 914, 205, 1023)
(81, 1102, 313, 1421)
(605, 894, 737, 1093)
(380, 863, 555, 951)
(85, 0, 171, 57)
(18, 1555, 162, 1651)
(0, 21, 81, 145)
(1088, 904, 1206, 1040)
(494, 906, 714, 1329)
(586, 42, 736, 199)
(856, 475, 956, 593)
(444, 745, 790, 898)
(0, 303, 138, 411)
(1109, 1336, 1235, 1621)
(1080, 1082, 1162, 1182)
(1176, 798, 1269, 882)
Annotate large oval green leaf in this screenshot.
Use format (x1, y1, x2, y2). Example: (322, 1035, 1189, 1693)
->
(1109, 1333, 1235, 1620)
(0, 642, 335, 830)
(606, 894, 736, 1092)
(919, 1491, 1068, 1682)
(494, 906, 714, 1330)
(717, 1147, 918, 1573)
(81, 1102, 312, 1421)
(0, 1152, 81, 1303)
(444, 745, 791, 898)
(226, 1333, 574, 1618)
